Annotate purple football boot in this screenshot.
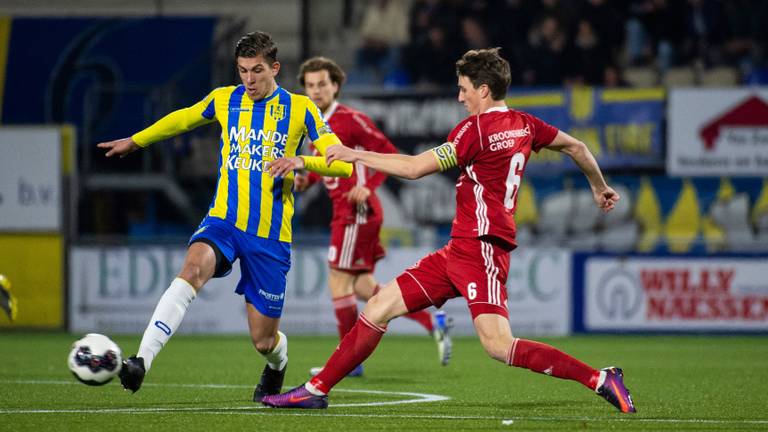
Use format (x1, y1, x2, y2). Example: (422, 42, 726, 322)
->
(596, 367, 637, 413)
(261, 385, 329, 409)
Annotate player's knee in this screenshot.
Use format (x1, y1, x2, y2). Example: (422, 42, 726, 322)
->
(361, 293, 390, 324)
(178, 263, 208, 289)
(252, 335, 276, 354)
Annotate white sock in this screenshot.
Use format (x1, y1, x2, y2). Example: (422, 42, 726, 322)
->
(595, 369, 608, 393)
(262, 331, 288, 371)
(305, 382, 326, 396)
(137, 278, 197, 371)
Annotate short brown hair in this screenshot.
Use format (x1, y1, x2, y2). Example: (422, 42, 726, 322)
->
(235, 31, 278, 63)
(298, 56, 347, 98)
(455, 48, 511, 100)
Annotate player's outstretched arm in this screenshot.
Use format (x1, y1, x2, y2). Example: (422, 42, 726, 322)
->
(546, 130, 620, 213)
(98, 99, 215, 159)
(326, 145, 440, 180)
(97, 137, 141, 158)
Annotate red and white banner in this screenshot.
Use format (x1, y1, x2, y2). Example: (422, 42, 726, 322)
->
(585, 256, 768, 331)
(667, 88, 768, 176)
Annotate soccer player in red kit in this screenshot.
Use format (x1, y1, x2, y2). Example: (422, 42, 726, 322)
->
(295, 57, 452, 375)
(264, 48, 636, 413)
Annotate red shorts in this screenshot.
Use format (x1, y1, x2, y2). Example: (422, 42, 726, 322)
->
(396, 237, 512, 319)
(328, 220, 385, 273)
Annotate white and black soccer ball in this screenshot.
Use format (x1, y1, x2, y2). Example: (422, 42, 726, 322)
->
(67, 333, 122, 386)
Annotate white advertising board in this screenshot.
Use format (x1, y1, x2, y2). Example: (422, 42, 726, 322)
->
(0, 128, 61, 230)
(69, 245, 572, 336)
(585, 256, 768, 331)
(668, 88, 768, 176)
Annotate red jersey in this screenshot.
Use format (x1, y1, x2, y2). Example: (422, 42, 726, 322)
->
(446, 107, 558, 249)
(308, 102, 398, 225)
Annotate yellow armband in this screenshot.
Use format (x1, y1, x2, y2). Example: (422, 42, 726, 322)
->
(300, 155, 352, 178)
(430, 142, 458, 171)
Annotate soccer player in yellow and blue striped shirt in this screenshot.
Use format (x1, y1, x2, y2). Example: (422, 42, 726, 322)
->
(97, 31, 352, 400)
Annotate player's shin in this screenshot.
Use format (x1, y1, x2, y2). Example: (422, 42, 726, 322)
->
(332, 294, 359, 339)
(308, 314, 386, 394)
(507, 338, 600, 390)
(262, 331, 288, 371)
(137, 278, 197, 371)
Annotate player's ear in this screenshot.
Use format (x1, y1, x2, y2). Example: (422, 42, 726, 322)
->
(271, 61, 281, 77)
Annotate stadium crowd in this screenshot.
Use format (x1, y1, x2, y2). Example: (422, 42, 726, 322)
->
(352, 0, 768, 88)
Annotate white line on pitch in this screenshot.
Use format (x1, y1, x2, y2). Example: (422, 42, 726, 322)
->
(2, 380, 767, 425)
(0, 379, 448, 409)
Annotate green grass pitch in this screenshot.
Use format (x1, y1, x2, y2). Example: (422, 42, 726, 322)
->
(1, 333, 767, 431)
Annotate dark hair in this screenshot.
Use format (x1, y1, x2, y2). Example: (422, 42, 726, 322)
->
(235, 31, 278, 63)
(298, 56, 347, 98)
(455, 48, 511, 100)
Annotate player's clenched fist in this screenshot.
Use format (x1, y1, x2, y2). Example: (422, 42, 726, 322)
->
(593, 187, 620, 213)
(97, 137, 141, 158)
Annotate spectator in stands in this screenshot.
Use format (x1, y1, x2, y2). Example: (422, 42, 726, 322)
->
(460, 15, 490, 51)
(579, 0, 627, 62)
(626, 0, 688, 72)
(403, 25, 460, 87)
(566, 19, 608, 85)
(681, 0, 725, 67)
(522, 15, 568, 86)
(355, 0, 411, 84)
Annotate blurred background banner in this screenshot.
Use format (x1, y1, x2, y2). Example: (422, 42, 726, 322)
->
(576, 254, 768, 332)
(1, 17, 215, 146)
(68, 245, 571, 336)
(668, 88, 768, 176)
(0, 128, 61, 230)
(347, 86, 665, 175)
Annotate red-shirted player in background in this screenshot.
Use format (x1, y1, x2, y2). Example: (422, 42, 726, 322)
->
(294, 57, 453, 377)
(265, 48, 636, 413)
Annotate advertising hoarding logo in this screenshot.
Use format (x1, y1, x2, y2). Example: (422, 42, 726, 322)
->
(699, 95, 768, 151)
(596, 268, 643, 320)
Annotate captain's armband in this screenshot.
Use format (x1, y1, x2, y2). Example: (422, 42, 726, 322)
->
(430, 142, 458, 171)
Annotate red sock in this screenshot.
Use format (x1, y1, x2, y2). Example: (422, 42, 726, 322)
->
(372, 285, 433, 333)
(310, 314, 386, 394)
(405, 310, 434, 333)
(332, 294, 358, 340)
(507, 338, 600, 390)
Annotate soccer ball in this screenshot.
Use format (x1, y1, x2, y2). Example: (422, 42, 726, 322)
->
(67, 333, 122, 386)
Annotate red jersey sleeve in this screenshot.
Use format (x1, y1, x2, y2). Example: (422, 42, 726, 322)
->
(524, 112, 559, 152)
(351, 112, 398, 191)
(447, 116, 479, 166)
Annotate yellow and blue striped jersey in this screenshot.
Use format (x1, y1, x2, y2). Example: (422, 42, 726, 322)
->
(132, 84, 348, 242)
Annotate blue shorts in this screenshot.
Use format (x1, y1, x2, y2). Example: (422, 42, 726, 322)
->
(189, 216, 291, 318)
